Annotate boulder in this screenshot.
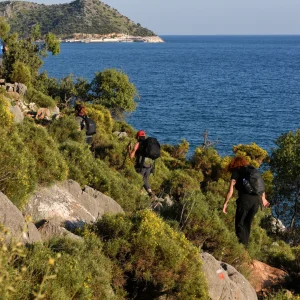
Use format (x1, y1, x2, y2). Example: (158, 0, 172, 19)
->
(36, 107, 51, 120)
(15, 82, 27, 96)
(9, 105, 24, 123)
(37, 220, 83, 242)
(113, 131, 128, 139)
(201, 252, 257, 300)
(5, 83, 14, 92)
(248, 260, 288, 293)
(24, 180, 124, 229)
(0, 192, 41, 245)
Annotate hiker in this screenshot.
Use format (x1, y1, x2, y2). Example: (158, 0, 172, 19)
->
(222, 157, 269, 247)
(75, 103, 96, 145)
(129, 130, 155, 197)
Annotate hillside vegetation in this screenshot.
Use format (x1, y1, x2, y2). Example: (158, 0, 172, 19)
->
(0, 0, 155, 38)
(0, 18, 300, 299)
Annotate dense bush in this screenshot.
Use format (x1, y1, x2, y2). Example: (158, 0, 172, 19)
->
(172, 191, 249, 266)
(90, 69, 138, 115)
(17, 119, 68, 185)
(0, 230, 118, 299)
(26, 87, 57, 108)
(232, 143, 268, 167)
(93, 211, 209, 299)
(48, 115, 85, 144)
(10, 61, 32, 86)
(0, 126, 36, 207)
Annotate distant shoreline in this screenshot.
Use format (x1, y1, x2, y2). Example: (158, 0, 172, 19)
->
(62, 35, 164, 43)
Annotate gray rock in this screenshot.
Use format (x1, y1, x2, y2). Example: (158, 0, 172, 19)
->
(201, 252, 257, 300)
(262, 215, 286, 234)
(5, 83, 14, 92)
(29, 102, 37, 112)
(15, 83, 27, 96)
(24, 180, 124, 229)
(0, 192, 41, 245)
(9, 105, 24, 123)
(37, 220, 83, 242)
(113, 131, 128, 139)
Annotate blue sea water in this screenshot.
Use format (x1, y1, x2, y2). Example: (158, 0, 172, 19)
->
(42, 35, 300, 157)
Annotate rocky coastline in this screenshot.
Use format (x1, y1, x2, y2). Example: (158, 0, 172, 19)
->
(63, 33, 164, 43)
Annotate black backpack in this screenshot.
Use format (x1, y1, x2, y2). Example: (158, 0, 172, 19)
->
(140, 137, 161, 160)
(242, 166, 265, 195)
(82, 116, 96, 136)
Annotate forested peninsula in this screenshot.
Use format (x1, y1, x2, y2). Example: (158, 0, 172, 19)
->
(0, 14, 299, 300)
(0, 0, 157, 39)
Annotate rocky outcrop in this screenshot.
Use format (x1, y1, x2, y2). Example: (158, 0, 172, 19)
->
(0, 192, 41, 245)
(24, 180, 124, 230)
(248, 260, 288, 293)
(3, 82, 27, 95)
(201, 252, 257, 300)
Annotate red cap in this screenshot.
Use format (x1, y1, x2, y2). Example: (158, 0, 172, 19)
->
(136, 130, 146, 139)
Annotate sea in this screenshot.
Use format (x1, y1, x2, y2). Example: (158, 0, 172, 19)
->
(42, 35, 300, 157)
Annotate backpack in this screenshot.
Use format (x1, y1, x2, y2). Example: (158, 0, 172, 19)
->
(140, 137, 161, 160)
(242, 166, 265, 195)
(82, 116, 96, 136)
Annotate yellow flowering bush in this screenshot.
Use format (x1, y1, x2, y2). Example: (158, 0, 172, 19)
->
(232, 142, 268, 167)
(0, 95, 13, 127)
(94, 211, 209, 299)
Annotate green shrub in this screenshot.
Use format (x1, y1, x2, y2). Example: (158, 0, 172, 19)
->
(165, 169, 201, 199)
(48, 115, 85, 144)
(162, 140, 190, 169)
(191, 146, 222, 182)
(177, 192, 248, 267)
(93, 211, 209, 299)
(0, 95, 14, 126)
(0, 126, 37, 207)
(90, 69, 138, 116)
(10, 61, 32, 86)
(17, 120, 68, 185)
(26, 87, 57, 108)
(59, 140, 96, 187)
(232, 143, 268, 168)
(0, 233, 119, 300)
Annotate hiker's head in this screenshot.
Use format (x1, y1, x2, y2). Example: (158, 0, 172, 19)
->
(75, 104, 86, 116)
(227, 156, 249, 172)
(136, 130, 146, 140)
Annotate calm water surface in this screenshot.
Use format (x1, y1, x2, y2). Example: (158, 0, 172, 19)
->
(42, 35, 300, 156)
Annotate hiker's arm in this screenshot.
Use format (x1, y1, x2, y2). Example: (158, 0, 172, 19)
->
(130, 143, 139, 159)
(261, 192, 270, 208)
(75, 116, 82, 131)
(223, 179, 236, 214)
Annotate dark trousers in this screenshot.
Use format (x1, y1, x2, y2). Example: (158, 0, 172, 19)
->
(138, 166, 152, 192)
(235, 195, 260, 246)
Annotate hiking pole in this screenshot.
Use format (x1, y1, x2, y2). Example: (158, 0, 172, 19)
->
(120, 141, 132, 170)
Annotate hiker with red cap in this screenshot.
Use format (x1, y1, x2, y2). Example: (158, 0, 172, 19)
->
(129, 130, 160, 197)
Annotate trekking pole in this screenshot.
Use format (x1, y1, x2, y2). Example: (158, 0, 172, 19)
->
(120, 141, 132, 170)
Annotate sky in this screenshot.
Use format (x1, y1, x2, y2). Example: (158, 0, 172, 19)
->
(39, 0, 300, 35)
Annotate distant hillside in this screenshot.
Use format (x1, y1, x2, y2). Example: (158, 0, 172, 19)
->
(0, 0, 155, 38)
